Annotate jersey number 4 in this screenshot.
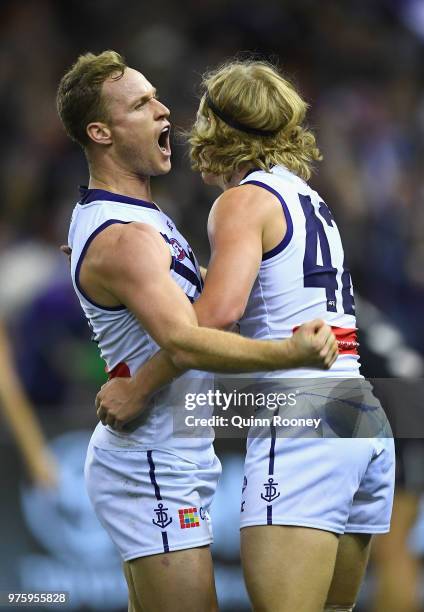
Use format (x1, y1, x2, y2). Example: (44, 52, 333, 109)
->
(299, 194, 354, 315)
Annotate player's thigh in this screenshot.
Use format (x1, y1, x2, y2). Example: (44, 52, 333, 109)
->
(128, 545, 218, 612)
(325, 532, 372, 607)
(241, 525, 339, 612)
(123, 562, 145, 612)
(372, 489, 419, 560)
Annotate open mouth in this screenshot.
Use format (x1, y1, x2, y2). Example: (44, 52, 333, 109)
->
(158, 125, 171, 155)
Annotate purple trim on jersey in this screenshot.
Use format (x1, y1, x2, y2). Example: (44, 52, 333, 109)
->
(147, 450, 162, 501)
(160, 233, 202, 293)
(243, 180, 294, 260)
(173, 260, 202, 293)
(78, 186, 160, 211)
(75, 219, 129, 311)
(187, 249, 204, 290)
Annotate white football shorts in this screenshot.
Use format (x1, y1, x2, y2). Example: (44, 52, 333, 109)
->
(240, 379, 395, 534)
(85, 441, 221, 561)
(241, 436, 395, 534)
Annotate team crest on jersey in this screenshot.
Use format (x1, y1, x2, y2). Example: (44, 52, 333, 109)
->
(178, 507, 200, 529)
(170, 238, 187, 261)
(152, 503, 173, 529)
(261, 477, 280, 503)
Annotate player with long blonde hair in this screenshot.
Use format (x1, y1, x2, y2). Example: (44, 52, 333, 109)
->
(97, 59, 395, 612)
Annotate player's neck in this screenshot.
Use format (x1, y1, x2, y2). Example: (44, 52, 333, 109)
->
(222, 164, 254, 191)
(88, 160, 152, 202)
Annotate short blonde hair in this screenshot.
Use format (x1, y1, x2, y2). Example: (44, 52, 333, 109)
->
(57, 50, 126, 147)
(189, 60, 322, 181)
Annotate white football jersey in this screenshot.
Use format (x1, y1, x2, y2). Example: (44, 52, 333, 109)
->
(68, 188, 213, 459)
(239, 165, 360, 377)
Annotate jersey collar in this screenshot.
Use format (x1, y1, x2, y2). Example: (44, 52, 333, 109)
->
(78, 186, 160, 211)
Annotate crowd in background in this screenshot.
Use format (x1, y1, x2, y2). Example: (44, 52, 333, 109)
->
(1, 2, 424, 610)
(1, 0, 424, 369)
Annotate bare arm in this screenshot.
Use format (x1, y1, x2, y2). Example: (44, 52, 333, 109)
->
(194, 185, 265, 329)
(87, 222, 320, 373)
(96, 187, 267, 418)
(95, 191, 337, 428)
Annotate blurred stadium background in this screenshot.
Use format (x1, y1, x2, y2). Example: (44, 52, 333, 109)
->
(0, 1, 424, 610)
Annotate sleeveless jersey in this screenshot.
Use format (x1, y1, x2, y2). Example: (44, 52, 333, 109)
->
(239, 165, 360, 377)
(68, 187, 213, 460)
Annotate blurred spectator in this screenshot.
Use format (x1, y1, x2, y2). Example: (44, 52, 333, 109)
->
(0, 320, 58, 488)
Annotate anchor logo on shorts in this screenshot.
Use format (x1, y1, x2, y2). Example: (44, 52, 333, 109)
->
(152, 503, 173, 529)
(261, 477, 280, 503)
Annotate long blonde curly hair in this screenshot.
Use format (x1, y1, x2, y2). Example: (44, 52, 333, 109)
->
(189, 60, 322, 181)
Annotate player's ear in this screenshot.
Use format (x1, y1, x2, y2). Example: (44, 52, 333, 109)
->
(86, 122, 112, 146)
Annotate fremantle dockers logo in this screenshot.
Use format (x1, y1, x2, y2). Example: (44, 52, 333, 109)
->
(152, 503, 173, 529)
(170, 238, 186, 261)
(261, 478, 280, 503)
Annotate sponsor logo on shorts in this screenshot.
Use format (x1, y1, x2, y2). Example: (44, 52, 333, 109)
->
(261, 477, 280, 503)
(241, 500, 245, 513)
(199, 506, 207, 521)
(242, 475, 247, 494)
(178, 507, 200, 529)
(152, 503, 173, 529)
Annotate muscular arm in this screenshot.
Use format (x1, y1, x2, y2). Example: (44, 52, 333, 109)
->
(108, 186, 266, 402)
(194, 185, 265, 328)
(85, 221, 315, 372)
(95, 190, 337, 428)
